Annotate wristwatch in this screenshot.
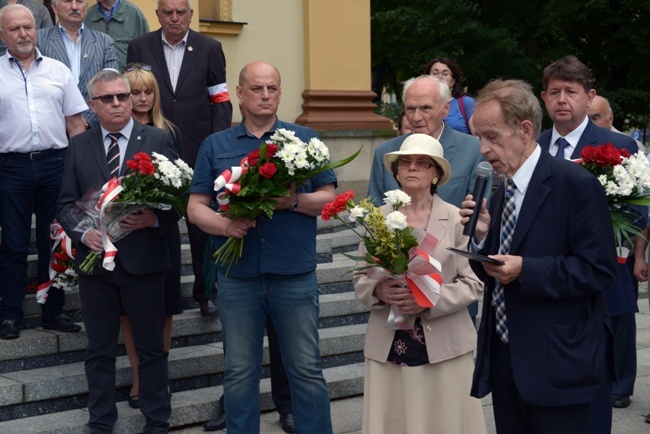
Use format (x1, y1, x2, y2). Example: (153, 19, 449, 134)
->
(289, 194, 300, 211)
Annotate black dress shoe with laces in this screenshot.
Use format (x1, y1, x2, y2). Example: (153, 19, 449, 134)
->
(203, 407, 226, 431)
(279, 413, 295, 433)
(42, 314, 81, 332)
(0, 319, 19, 340)
(200, 300, 219, 318)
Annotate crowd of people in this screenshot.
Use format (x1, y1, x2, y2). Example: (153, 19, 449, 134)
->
(0, 1, 647, 433)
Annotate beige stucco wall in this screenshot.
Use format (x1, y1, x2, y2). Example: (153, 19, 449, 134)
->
(303, 0, 370, 90)
(221, 2, 305, 124)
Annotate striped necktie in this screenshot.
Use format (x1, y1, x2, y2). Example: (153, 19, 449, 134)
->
(493, 178, 517, 344)
(106, 133, 121, 177)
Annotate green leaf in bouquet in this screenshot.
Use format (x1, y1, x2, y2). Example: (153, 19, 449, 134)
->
(392, 255, 409, 275)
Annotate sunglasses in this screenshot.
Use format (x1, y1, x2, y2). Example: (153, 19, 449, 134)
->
(92, 93, 131, 104)
(122, 63, 152, 73)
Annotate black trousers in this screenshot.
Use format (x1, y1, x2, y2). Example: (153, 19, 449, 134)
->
(489, 330, 589, 434)
(79, 260, 170, 433)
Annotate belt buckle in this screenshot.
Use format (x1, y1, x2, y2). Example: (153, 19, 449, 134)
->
(29, 151, 42, 160)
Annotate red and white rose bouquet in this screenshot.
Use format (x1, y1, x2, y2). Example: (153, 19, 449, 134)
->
(578, 143, 650, 260)
(213, 128, 360, 272)
(36, 221, 78, 304)
(64, 152, 193, 273)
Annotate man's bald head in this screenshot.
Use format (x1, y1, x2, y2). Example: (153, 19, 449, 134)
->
(587, 95, 613, 130)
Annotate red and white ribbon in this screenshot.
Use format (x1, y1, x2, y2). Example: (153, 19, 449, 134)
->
(367, 229, 443, 329)
(36, 221, 76, 304)
(213, 162, 248, 211)
(98, 177, 123, 271)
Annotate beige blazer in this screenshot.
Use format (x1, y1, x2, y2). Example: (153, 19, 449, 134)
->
(353, 195, 483, 364)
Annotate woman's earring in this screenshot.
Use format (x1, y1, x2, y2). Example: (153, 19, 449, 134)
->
(432, 177, 439, 185)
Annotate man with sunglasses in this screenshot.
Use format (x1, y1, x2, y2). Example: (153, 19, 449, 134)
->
(127, 0, 233, 319)
(37, 0, 118, 127)
(0, 4, 87, 340)
(57, 69, 179, 433)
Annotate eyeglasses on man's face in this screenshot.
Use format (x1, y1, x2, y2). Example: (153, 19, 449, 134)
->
(92, 93, 131, 104)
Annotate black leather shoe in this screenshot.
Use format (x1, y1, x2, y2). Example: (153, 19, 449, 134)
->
(42, 314, 81, 333)
(0, 320, 19, 340)
(203, 410, 226, 431)
(279, 413, 295, 433)
(612, 395, 631, 408)
(127, 395, 139, 409)
(200, 300, 219, 318)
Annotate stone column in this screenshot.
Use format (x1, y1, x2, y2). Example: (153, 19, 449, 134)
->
(295, 0, 392, 130)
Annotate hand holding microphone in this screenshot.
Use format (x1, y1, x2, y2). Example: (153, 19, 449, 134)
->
(463, 161, 494, 238)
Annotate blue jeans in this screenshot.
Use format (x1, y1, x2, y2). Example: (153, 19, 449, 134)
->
(0, 150, 67, 322)
(218, 271, 333, 434)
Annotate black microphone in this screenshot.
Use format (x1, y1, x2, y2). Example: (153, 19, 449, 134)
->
(463, 161, 494, 237)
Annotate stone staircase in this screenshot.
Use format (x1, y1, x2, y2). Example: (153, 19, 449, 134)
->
(0, 215, 368, 433)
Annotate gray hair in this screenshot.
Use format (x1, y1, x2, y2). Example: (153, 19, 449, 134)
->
(402, 75, 452, 106)
(475, 79, 543, 139)
(0, 4, 36, 33)
(87, 69, 130, 99)
(157, 0, 191, 9)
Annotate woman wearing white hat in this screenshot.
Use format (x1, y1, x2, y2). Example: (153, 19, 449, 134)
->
(353, 133, 486, 434)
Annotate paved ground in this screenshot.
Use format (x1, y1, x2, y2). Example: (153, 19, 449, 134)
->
(173, 263, 650, 433)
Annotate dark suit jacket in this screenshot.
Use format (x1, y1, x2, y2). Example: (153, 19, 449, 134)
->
(126, 29, 233, 167)
(37, 26, 119, 126)
(471, 150, 618, 407)
(539, 120, 639, 316)
(57, 121, 179, 276)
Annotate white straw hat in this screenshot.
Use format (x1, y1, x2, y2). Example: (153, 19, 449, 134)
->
(383, 134, 452, 186)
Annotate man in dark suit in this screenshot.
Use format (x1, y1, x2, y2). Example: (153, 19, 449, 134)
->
(538, 56, 639, 427)
(460, 79, 618, 434)
(126, 0, 232, 317)
(37, 0, 118, 127)
(57, 69, 178, 434)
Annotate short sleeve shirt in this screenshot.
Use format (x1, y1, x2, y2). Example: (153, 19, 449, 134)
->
(190, 119, 337, 277)
(0, 51, 88, 153)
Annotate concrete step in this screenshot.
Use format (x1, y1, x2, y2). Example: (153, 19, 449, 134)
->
(0, 324, 366, 421)
(2, 289, 368, 365)
(0, 363, 365, 433)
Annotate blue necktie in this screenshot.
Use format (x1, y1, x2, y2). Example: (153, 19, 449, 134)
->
(493, 178, 517, 344)
(107, 133, 121, 177)
(555, 137, 570, 159)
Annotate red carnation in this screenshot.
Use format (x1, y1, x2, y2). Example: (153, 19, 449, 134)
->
(259, 162, 277, 179)
(138, 160, 155, 175)
(52, 262, 67, 273)
(133, 152, 151, 162)
(248, 149, 260, 166)
(266, 144, 279, 158)
(321, 190, 355, 220)
(126, 160, 139, 171)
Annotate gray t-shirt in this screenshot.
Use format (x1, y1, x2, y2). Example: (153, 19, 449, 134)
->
(0, 0, 53, 56)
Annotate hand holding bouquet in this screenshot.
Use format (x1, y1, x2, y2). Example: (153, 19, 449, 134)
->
(213, 128, 360, 273)
(73, 152, 193, 273)
(322, 190, 442, 329)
